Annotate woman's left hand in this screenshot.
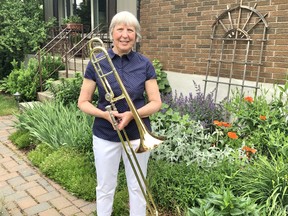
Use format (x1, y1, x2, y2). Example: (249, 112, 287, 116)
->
(113, 111, 134, 131)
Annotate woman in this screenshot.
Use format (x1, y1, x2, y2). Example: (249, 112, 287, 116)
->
(78, 11, 162, 216)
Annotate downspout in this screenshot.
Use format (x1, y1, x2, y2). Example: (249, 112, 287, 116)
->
(53, 0, 59, 21)
(136, 0, 141, 51)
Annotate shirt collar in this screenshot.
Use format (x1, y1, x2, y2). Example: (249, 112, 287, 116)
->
(108, 48, 134, 61)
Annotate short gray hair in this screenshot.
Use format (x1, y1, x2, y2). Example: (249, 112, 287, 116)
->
(109, 11, 142, 42)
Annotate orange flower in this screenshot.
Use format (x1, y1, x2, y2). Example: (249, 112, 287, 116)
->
(244, 96, 253, 103)
(242, 146, 257, 154)
(213, 120, 223, 126)
(259, 115, 266, 120)
(222, 122, 231, 127)
(214, 120, 231, 127)
(242, 146, 257, 159)
(227, 132, 238, 139)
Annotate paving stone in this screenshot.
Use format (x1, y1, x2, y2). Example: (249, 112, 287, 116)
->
(3, 190, 28, 202)
(0, 184, 15, 197)
(74, 213, 90, 216)
(4, 207, 23, 216)
(72, 199, 92, 208)
(80, 203, 96, 215)
(49, 196, 73, 210)
(14, 180, 39, 191)
(0, 145, 12, 155)
(25, 173, 43, 182)
(2, 158, 19, 170)
(7, 176, 26, 187)
(35, 190, 60, 203)
(9, 163, 28, 173)
(16, 196, 37, 210)
(27, 185, 48, 197)
(38, 208, 62, 216)
(0, 180, 8, 189)
(0, 156, 13, 164)
(23, 202, 51, 215)
(0, 172, 18, 182)
(60, 205, 81, 215)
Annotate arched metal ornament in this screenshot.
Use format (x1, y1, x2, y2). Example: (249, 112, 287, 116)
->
(204, 1, 269, 102)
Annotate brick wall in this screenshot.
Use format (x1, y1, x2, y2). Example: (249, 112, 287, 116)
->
(139, 0, 288, 84)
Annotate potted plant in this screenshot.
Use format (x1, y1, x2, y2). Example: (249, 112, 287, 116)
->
(62, 15, 83, 31)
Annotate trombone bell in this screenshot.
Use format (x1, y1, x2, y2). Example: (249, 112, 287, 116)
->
(136, 132, 165, 153)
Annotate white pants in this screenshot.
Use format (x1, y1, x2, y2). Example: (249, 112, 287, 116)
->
(93, 135, 150, 216)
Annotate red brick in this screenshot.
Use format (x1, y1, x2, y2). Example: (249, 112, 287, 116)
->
(140, 0, 287, 85)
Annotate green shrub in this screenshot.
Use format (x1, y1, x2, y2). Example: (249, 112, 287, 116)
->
(147, 159, 240, 215)
(5, 59, 39, 101)
(39, 53, 64, 80)
(47, 72, 98, 106)
(27, 143, 54, 167)
(188, 188, 260, 215)
(39, 147, 96, 201)
(0, 93, 18, 116)
(14, 132, 33, 149)
(9, 129, 28, 143)
(152, 59, 171, 96)
(112, 189, 129, 216)
(2, 54, 64, 101)
(9, 129, 36, 149)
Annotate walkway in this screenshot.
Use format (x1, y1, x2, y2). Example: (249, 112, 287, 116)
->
(0, 115, 96, 216)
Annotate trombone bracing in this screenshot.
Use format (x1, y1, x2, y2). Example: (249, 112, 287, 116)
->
(88, 37, 164, 215)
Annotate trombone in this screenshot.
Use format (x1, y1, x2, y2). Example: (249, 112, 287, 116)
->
(88, 37, 164, 215)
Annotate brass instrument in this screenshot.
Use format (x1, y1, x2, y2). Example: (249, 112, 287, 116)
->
(88, 37, 164, 215)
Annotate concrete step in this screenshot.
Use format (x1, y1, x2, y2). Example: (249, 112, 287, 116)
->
(58, 69, 83, 78)
(37, 91, 54, 102)
(68, 58, 89, 71)
(58, 69, 74, 78)
(36, 58, 87, 103)
(19, 101, 42, 111)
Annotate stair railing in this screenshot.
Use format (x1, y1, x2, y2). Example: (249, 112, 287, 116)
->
(36, 26, 72, 92)
(36, 23, 109, 92)
(62, 24, 109, 77)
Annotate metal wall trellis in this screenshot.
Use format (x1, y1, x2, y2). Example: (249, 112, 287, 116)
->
(203, 1, 269, 102)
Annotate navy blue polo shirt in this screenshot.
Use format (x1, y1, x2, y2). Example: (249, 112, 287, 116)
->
(84, 48, 157, 142)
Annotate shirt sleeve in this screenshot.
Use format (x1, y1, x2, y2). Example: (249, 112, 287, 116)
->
(84, 61, 97, 82)
(146, 59, 157, 80)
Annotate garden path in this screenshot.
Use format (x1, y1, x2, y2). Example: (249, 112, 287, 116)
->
(0, 115, 96, 216)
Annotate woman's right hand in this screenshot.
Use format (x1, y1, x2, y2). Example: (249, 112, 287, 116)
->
(103, 110, 119, 130)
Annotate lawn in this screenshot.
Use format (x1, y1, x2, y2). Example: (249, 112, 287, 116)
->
(0, 93, 19, 116)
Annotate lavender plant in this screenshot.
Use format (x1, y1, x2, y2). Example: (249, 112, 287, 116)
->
(162, 81, 225, 130)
